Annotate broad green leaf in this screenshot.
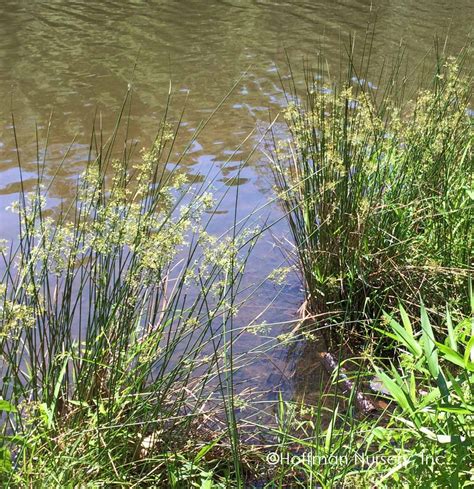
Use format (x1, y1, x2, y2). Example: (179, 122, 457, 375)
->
(325, 405, 338, 452)
(387, 311, 423, 357)
(390, 364, 407, 388)
(373, 326, 404, 345)
(446, 306, 457, 352)
(409, 371, 417, 404)
(200, 478, 213, 489)
(376, 370, 413, 414)
(420, 304, 439, 379)
(464, 336, 474, 370)
(436, 369, 450, 401)
(399, 304, 413, 336)
(439, 404, 474, 414)
(444, 369, 465, 400)
(436, 342, 465, 369)
(194, 435, 223, 464)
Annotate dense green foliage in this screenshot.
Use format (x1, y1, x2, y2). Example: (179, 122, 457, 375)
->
(0, 107, 258, 486)
(273, 55, 473, 331)
(256, 295, 474, 488)
(373, 295, 474, 486)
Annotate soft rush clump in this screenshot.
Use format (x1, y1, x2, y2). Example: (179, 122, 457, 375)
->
(273, 57, 473, 330)
(0, 112, 256, 486)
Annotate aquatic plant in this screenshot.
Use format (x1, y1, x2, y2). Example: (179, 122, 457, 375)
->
(0, 46, 472, 488)
(272, 52, 473, 336)
(0, 97, 260, 486)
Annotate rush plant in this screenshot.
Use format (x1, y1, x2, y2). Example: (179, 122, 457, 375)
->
(272, 50, 473, 334)
(0, 95, 260, 486)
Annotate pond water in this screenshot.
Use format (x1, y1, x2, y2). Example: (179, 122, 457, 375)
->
(0, 0, 472, 404)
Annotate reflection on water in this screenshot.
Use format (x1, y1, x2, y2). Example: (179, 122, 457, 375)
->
(0, 0, 472, 402)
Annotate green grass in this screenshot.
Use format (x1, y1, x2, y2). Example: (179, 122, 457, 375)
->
(262, 46, 473, 488)
(247, 289, 473, 488)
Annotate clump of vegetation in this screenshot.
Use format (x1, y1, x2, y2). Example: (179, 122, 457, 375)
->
(0, 105, 259, 486)
(272, 53, 473, 335)
(371, 288, 474, 487)
(255, 292, 474, 488)
(258, 50, 473, 487)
